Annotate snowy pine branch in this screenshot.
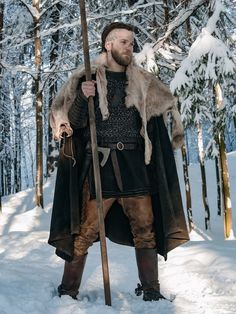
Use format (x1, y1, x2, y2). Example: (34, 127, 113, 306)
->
(170, 0, 235, 94)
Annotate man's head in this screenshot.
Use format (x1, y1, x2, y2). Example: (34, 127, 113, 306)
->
(101, 22, 134, 52)
(101, 22, 135, 67)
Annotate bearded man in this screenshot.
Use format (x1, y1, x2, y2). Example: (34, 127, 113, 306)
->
(49, 22, 189, 302)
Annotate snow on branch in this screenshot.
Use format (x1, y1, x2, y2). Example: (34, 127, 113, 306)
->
(89, 2, 163, 22)
(170, 0, 236, 93)
(40, 0, 67, 18)
(0, 19, 81, 50)
(18, 0, 40, 19)
(134, 43, 158, 72)
(128, 0, 162, 9)
(153, 0, 206, 51)
(18, 0, 67, 19)
(206, 0, 225, 34)
(0, 61, 36, 79)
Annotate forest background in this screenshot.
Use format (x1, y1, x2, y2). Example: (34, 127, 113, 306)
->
(0, 0, 235, 236)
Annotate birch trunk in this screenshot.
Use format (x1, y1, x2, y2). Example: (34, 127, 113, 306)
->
(214, 83, 233, 238)
(33, 0, 43, 208)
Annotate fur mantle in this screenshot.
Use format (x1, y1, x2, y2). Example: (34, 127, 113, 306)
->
(50, 53, 184, 164)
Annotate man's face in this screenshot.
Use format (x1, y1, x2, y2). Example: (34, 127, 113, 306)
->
(106, 29, 134, 66)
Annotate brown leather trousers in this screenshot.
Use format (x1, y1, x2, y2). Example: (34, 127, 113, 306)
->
(74, 195, 156, 256)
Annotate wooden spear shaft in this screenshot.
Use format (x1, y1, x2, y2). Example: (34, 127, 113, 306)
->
(79, 0, 112, 306)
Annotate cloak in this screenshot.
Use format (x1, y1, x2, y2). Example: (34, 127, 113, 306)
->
(48, 54, 190, 261)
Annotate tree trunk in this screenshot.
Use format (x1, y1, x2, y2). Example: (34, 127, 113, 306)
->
(0, 2, 4, 210)
(214, 83, 233, 238)
(197, 123, 211, 230)
(218, 136, 233, 238)
(0, 162, 2, 213)
(163, 0, 169, 24)
(5, 156, 12, 195)
(215, 156, 222, 216)
(12, 78, 22, 193)
(33, 0, 43, 208)
(46, 4, 62, 176)
(181, 0, 193, 231)
(211, 91, 222, 217)
(184, 0, 193, 46)
(181, 142, 193, 231)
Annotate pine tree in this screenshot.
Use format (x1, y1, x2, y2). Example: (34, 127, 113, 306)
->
(170, 0, 235, 236)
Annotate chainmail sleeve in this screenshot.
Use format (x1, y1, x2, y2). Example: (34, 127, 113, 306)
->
(68, 88, 88, 129)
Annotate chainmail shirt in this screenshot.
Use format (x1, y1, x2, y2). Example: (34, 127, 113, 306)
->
(93, 70, 142, 143)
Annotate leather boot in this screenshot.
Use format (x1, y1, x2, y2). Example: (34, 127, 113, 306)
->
(58, 254, 87, 299)
(135, 248, 165, 301)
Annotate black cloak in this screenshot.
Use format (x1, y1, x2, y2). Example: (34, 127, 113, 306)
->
(48, 115, 189, 262)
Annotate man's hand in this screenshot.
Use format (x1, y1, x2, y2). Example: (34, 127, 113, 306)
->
(59, 124, 73, 139)
(81, 80, 96, 99)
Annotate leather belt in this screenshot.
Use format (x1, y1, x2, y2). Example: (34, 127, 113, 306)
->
(98, 141, 141, 151)
(99, 142, 142, 191)
(87, 141, 142, 192)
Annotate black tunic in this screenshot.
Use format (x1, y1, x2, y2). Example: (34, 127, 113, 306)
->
(68, 70, 151, 198)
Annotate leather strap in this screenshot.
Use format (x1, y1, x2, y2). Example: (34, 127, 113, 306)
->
(98, 142, 142, 151)
(86, 141, 143, 190)
(110, 150, 123, 191)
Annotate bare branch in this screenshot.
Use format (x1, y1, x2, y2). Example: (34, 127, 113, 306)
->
(17, 0, 39, 19)
(40, 0, 67, 18)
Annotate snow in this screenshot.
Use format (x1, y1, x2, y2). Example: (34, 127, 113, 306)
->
(170, 29, 235, 92)
(134, 43, 158, 72)
(0, 152, 236, 314)
(170, 0, 235, 93)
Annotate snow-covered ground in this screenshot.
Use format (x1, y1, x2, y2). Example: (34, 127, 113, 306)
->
(0, 152, 236, 314)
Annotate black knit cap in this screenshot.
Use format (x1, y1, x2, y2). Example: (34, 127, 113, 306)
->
(101, 22, 134, 52)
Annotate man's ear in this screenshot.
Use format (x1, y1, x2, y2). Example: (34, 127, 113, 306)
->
(105, 40, 111, 52)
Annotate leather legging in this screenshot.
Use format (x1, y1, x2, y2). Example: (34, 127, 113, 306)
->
(74, 195, 156, 256)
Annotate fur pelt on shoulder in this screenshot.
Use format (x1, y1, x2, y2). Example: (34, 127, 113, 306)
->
(50, 53, 184, 164)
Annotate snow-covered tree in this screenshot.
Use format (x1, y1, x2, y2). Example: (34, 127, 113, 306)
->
(171, 0, 235, 237)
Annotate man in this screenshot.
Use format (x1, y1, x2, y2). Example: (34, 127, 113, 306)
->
(49, 22, 189, 302)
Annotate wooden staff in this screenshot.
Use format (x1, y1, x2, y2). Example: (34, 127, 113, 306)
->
(79, 0, 112, 306)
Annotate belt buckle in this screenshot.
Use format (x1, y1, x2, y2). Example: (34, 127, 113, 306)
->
(117, 141, 124, 151)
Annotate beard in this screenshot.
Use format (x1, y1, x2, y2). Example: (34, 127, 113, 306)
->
(111, 48, 132, 66)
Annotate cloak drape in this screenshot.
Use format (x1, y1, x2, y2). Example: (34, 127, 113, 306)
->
(48, 115, 189, 262)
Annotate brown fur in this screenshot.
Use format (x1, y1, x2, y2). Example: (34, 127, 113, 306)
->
(50, 53, 184, 164)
